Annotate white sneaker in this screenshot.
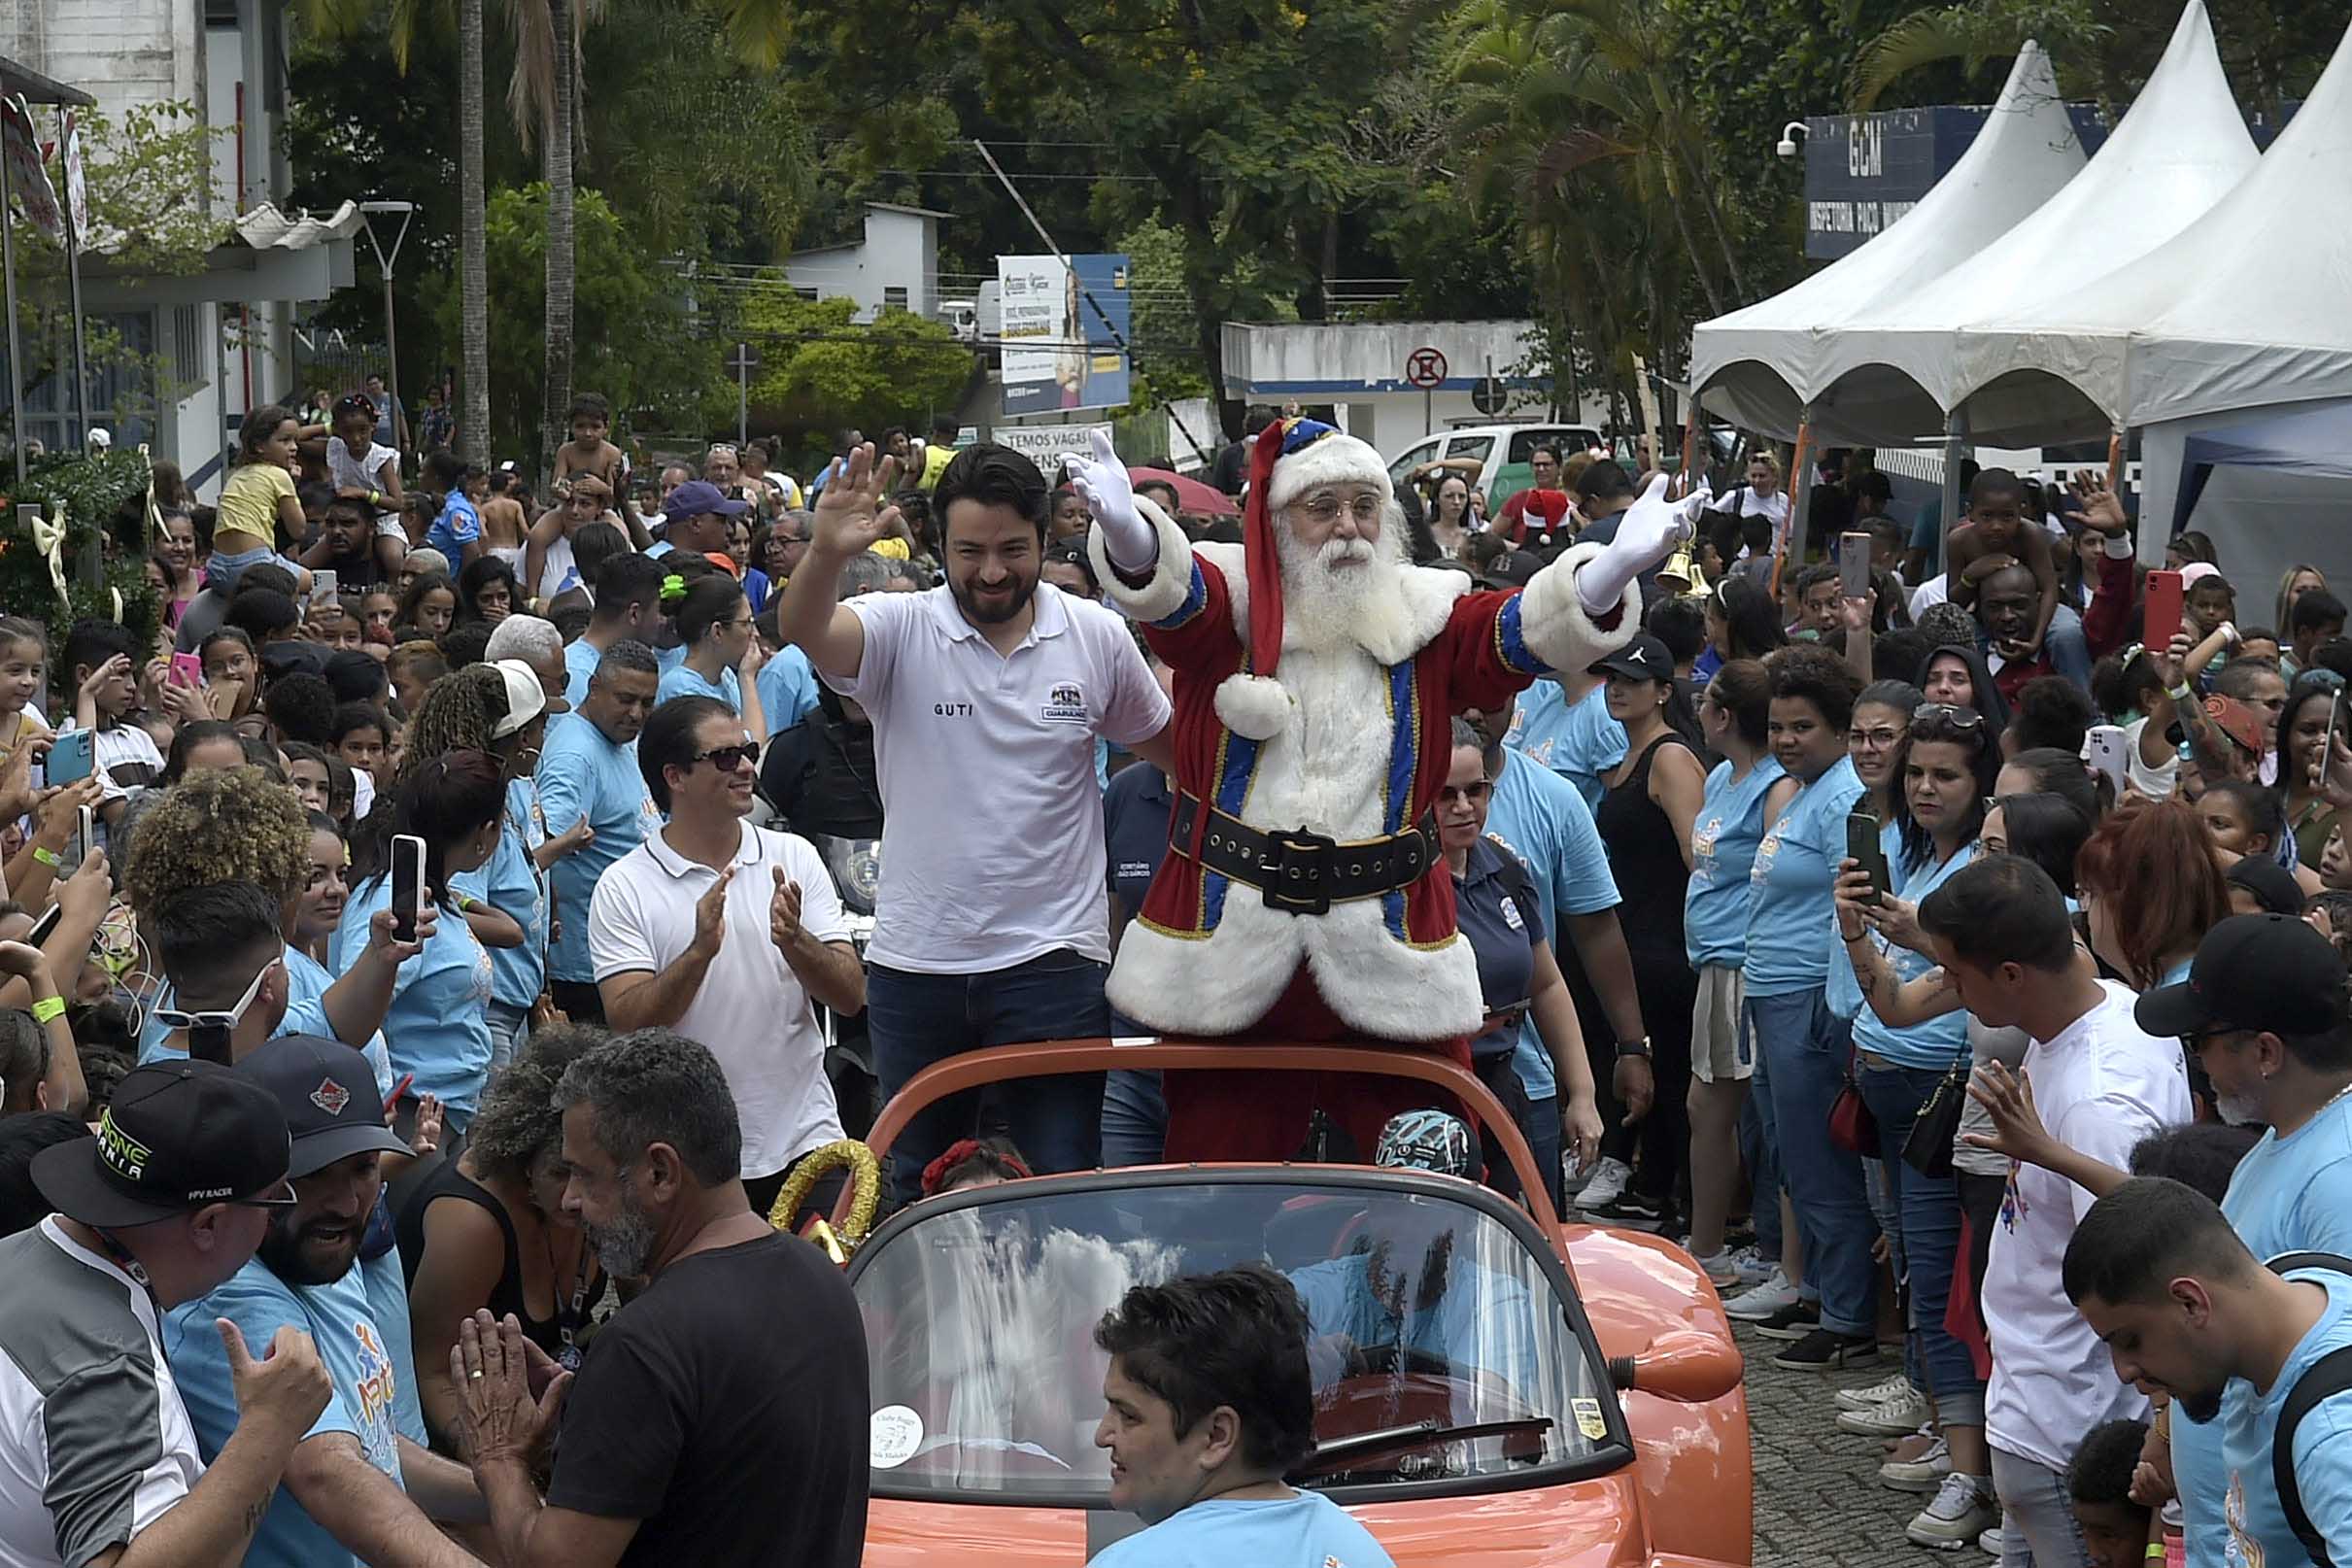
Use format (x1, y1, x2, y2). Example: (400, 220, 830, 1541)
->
(1727, 1244, 1773, 1284)
(1879, 1434, 1951, 1493)
(1577, 1156, 1631, 1212)
(1908, 1474, 1999, 1551)
(1838, 1382, 1934, 1436)
(1722, 1267, 1799, 1321)
(1836, 1370, 1916, 1412)
(1976, 1526, 2005, 1557)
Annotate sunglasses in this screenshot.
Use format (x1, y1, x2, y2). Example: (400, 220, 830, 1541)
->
(691, 743, 758, 773)
(152, 959, 279, 1037)
(1911, 702, 1987, 731)
(227, 1178, 300, 1210)
(1438, 781, 1493, 805)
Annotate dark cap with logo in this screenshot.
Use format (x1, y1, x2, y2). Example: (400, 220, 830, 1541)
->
(236, 1036, 412, 1179)
(661, 479, 749, 523)
(1589, 633, 1676, 683)
(33, 1060, 291, 1228)
(2135, 912, 2348, 1040)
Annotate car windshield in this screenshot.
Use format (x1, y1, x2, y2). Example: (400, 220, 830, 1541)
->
(851, 1173, 1619, 1501)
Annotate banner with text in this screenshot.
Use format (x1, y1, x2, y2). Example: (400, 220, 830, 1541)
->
(999, 253, 1132, 417)
(992, 422, 1114, 474)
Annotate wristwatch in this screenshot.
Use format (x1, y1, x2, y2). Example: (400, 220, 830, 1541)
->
(1615, 1037, 1653, 1061)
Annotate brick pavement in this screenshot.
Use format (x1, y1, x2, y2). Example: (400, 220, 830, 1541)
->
(1738, 1322, 1985, 1568)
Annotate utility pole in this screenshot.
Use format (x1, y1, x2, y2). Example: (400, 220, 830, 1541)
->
(728, 342, 759, 446)
(358, 201, 417, 453)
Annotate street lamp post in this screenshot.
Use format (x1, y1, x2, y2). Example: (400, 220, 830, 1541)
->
(358, 201, 417, 451)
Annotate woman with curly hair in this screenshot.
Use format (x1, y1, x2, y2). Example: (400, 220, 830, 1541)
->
(122, 766, 405, 1092)
(397, 1022, 607, 1448)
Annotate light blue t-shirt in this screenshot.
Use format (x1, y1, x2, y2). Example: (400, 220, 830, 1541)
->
(331, 875, 494, 1121)
(358, 1244, 426, 1445)
(656, 661, 743, 712)
(1848, 836, 1976, 1068)
(426, 493, 481, 561)
(1745, 756, 1866, 998)
(758, 645, 820, 733)
(1504, 680, 1627, 809)
(536, 710, 658, 983)
(453, 775, 548, 1010)
(1485, 750, 1620, 1102)
(163, 1261, 406, 1568)
(2215, 1271, 2352, 1568)
(562, 637, 601, 707)
(1684, 755, 1786, 969)
(1090, 1488, 1396, 1568)
(139, 943, 393, 1097)
(1825, 817, 1894, 1024)
(2175, 1091, 2352, 1568)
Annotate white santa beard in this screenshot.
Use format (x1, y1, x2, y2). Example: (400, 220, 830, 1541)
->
(1273, 517, 1415, 659)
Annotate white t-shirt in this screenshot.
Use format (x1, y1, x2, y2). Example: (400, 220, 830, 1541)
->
(1909, 573, 1950, 621)
(532, 530, 580, 601)
(325, 438, 404, 536)
(2123, 715, 2180, 801)
(1982, 981, 2191, 1472)
(825, 583, 1171, 973)
(588, 819, 852, 1177)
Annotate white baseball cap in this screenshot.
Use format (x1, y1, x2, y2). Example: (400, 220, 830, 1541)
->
(491, 659, 550, 738)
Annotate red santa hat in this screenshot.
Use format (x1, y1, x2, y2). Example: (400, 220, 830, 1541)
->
(1219, 417, 1392, 740)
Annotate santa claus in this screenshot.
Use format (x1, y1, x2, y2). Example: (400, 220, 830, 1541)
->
(1069, 420, 1694, 1159)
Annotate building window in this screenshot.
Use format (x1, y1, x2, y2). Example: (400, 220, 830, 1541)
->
(794, 286, 820, 302)
(883, 287, 909, 311)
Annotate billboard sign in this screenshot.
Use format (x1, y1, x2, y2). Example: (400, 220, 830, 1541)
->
(999, 253, 1131, 417)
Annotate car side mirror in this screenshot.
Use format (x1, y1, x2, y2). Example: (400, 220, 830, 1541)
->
(1606, 1328, 1743, 1403)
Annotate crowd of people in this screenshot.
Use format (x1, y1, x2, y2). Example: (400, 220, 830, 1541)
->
(1, 377, 2350, 1568)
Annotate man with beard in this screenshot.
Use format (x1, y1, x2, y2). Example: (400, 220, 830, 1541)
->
(163, 1036, 488, 1568)
(775, 442, 1173, 1204)
(538, 641, 663, 1022)
(2130, 913, 2352, 1568)
(2063, 1177, 2352, 1568)
(1048, 421, 1682, 1161)
(452, 1029, 868, 1568)
(1917, 855, 2191, 1568)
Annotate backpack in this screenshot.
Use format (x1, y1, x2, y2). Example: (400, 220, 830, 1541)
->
(2264, 1251, 2352, 1567)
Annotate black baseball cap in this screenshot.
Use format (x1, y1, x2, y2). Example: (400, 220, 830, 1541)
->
(2136, 913, 2348, 1040)
(33, 1061, 292, 1227)
(1590, 633, 1676, 683)
(2224, 857, 2306, 918)
(1479, 549, 1546, 592)
(237, 1036, 411, 1178)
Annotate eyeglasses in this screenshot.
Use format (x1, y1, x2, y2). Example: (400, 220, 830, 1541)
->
(1437, 781, 1493, 804)
(1912, 702, 1987, 731)
(1854, 726, 1906, 750)
(1293, 493, 1383, 527)
(227, 1178, 299, 1210)
(691, 743, 758, 773)
(152, 960, 279, 1037)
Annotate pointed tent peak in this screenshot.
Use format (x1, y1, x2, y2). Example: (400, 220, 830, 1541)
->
(2101, 0, 2256, 166)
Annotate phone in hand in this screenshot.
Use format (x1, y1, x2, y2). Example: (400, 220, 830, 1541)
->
(1846, 808, 1892, 906)
(2084, 724, 2130, 798)
(168, 652, 204, 689)
(76, 804, 93, 866)
(1839, 533, 1873, 600)
(311, 568, 338, 605)
(392, 834, 426, 943)
(26, 903, 62, 948)
(2145, 569, 2186, 654)
(2328, 695, 2345, 782)
(45, 730, 93, 787)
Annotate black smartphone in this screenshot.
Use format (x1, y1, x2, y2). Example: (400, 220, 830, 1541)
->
(392, 833, 426, 943)
(26, 903, 63, 948)
(1846, 808, 1892, 906)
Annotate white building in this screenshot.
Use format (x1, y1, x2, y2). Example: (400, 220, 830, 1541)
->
(0, 0, 358, 494)
(780, 202, 944, 324)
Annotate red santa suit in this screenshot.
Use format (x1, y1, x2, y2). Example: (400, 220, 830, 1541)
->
(1080, 419, 1647, 1159)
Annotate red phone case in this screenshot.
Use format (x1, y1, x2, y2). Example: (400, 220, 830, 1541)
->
(2145, 569, 2185, 652)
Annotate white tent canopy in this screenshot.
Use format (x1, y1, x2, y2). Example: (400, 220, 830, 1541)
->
(1688, 45, 2086, 442)
(1808, 1, 2258, 448)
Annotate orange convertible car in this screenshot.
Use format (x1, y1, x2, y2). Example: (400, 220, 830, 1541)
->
(803, 1040, 1752, 1568)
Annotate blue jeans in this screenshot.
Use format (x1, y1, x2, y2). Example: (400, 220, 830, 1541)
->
(485, 1002, 528, 1078)
(1740, 1082, 1785, 1267)
(868, 948, 1109, 1207)
(203, 542, 294, 594)
(1746, 986, 1875, 1336)
(1860, 1059, 1985, 1424)
(2045, 603, 2092, 692)
(1525, 1098, 1565, 1214)
(1101, 1069, 1167, 1167)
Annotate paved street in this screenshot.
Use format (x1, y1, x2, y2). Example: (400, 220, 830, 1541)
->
(1740, 1323, 1972, 1568)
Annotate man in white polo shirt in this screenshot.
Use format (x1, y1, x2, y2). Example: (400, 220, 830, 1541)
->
(775, 440, 1174, 1205)
(587, 693, 867, 1219)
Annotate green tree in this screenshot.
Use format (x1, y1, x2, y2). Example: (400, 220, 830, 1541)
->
(737, 291, 974, 444)
(426, 185, 726, 458)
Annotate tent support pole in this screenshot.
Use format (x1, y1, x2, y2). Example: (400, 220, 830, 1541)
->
(0, 119, 22, 487)
(1774, 414, 1814, 599)
(1939, 411, 1967, 565)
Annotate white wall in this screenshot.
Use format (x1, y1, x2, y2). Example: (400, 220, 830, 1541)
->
(782, 206, 938, 324)
(1, 0, 205, 120)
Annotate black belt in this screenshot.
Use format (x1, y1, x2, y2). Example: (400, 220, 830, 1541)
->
(1170, 792, 1438, 917)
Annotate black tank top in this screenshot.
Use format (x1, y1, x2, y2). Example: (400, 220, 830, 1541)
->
(1592, 733, 1695, 965)
(394, 1160, 595, 1360)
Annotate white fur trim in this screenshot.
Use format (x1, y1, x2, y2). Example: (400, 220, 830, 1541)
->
(1266, 432, 1392, 513)
(1107, 889, 1486, 1042)
(1089, 495, 1196, 624)
(1356, 565, 1472, 666)
(1213, 673, 1292, 740)
(1517, 540, 1641, 673)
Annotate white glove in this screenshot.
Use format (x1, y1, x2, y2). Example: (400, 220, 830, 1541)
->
(1578, 471, 1694, 615)
(1068, 427, 1159, 576)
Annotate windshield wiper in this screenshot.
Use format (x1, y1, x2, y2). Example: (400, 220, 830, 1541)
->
(1293, 1415, 1554, 1477)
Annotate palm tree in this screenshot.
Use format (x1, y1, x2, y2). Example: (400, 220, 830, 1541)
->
(459, 0, 489, 466)
(540, 0, 576, 475)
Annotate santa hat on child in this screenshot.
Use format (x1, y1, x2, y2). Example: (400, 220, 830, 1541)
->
(1219, 417, 1392, 740)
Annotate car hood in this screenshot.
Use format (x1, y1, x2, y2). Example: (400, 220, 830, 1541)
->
(862, 1472, 1652, 1566)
